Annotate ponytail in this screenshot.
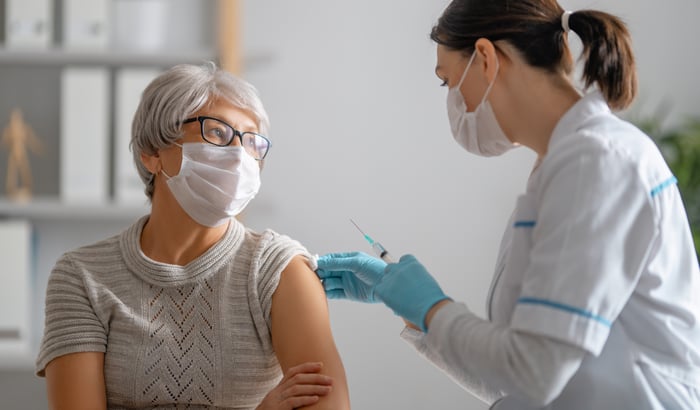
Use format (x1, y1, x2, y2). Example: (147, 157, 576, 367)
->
(568, 10, 637, 110)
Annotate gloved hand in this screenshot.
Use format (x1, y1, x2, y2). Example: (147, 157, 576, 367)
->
(316, 251, 386, 303)
(375, 254, 450, 332)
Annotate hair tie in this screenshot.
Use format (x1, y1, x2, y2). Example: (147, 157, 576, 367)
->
(561, 11, 574, 32)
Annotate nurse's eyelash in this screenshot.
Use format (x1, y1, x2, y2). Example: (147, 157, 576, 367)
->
(439, 79, 448, 87)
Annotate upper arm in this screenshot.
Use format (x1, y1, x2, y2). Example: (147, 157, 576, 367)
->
(270, 255, 350, 409)
(37, 254, 107, 375)
(45, 352, 107, 410)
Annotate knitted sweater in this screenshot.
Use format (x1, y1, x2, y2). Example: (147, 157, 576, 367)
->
(36, 216, 316, 409)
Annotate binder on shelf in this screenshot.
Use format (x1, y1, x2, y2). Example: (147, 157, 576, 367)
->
(62, 0, 109, 50)
(114, 68, 161, 204)
(5, 0, 53, 49)
(0, 219, 33, 362)
(60, 67, 110, 204)
(111, 0, 168, 52)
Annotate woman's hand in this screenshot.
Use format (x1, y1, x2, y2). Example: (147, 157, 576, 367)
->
(256, 362, 333, 410)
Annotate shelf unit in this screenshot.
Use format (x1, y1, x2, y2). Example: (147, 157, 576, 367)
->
(0, 0, 242, 370)
(0, 47, 218, 67)
(0, 199, 149, 220)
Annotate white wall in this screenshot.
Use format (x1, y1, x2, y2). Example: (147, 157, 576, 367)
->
(240, 1, 700, 409)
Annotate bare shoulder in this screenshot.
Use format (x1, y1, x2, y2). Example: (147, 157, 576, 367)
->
(275, 255, 325, 308)
(270, 255, 351, 409)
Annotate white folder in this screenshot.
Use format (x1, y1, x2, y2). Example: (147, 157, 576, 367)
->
(60, 67, 110, 204)
(111, 0, 168, 52)
(114, 68, 161, 204)
(0, 219, 32, 362)
(5, 0, 53, 49)
(62, 0, 109, 50)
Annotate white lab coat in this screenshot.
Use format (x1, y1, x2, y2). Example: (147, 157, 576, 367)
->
(401, 92, 700, 409)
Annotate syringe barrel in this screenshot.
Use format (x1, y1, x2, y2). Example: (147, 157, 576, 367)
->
(372, 242, 395, 263)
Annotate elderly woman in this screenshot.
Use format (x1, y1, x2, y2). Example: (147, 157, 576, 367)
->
(35, 63, 350, 410)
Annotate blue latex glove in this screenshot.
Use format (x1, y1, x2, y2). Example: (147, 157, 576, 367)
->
(375, 254, 450, 332)
(316, 251, 386, 303)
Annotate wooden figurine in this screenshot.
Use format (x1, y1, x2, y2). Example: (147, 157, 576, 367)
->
(1, 108, 44, 202)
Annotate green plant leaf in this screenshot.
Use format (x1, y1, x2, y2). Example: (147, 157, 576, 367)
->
(634, 113, 700, 255)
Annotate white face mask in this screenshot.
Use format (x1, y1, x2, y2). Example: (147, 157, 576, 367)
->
(162, 143, 261, 227)
(446, 51, 516, 157)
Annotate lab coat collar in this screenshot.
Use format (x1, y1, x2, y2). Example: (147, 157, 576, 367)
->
(526, 91, 610, 191)
(548, 90, 610, 151)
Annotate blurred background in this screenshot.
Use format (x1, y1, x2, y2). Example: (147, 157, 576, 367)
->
(0, 0, 698, 409)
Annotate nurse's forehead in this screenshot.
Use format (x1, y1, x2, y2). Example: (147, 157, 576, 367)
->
(435, 47, 448, 71)
(435, 47, 458, 69)
(435, 54, 457, 75)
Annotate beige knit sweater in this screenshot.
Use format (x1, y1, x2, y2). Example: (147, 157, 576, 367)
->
(36, 215, 316, 409)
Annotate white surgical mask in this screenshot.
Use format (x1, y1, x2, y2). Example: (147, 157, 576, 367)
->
(162, 143, 261, 227)
(446, 51, 516, 157)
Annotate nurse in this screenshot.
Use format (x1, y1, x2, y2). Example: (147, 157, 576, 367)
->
(316, 1, 700, 408)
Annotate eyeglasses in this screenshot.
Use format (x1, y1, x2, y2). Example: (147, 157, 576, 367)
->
(182, 116, 271, 160)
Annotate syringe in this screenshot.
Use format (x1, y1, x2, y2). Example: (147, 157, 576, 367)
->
(350, 219, 395, 263)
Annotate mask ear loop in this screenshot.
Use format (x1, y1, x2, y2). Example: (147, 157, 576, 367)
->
(478, 53, 500, 106)
(159, 142, 184, 179)
(455, 51, 477, 90)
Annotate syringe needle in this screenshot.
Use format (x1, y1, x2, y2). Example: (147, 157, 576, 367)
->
(350, 218, 374, 245)
(349, 218, 365, 235)
(350, 219, 394, 263)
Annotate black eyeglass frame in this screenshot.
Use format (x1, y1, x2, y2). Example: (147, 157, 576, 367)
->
(182, 116, 271, 160)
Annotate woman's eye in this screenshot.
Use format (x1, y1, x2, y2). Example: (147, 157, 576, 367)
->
(439, 79, 448, 87)
(206, 128, 224, 138)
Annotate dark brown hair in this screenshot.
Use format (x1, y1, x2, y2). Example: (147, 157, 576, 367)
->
(430, 0, 637, 110)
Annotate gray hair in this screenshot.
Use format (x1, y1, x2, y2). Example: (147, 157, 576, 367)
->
(130, 61, 270, 200)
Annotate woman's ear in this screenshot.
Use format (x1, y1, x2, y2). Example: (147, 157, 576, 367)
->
(474, 38, 499, 84)
(140, 150, 161, 175)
